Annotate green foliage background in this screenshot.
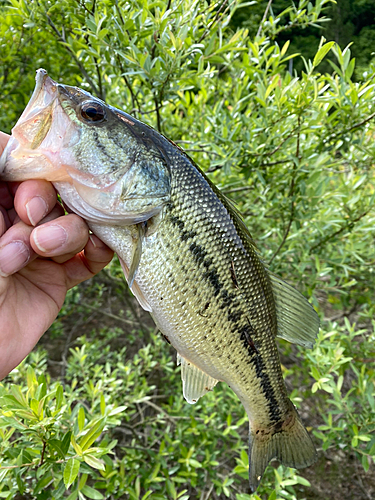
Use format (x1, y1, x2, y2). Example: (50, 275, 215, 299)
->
(0, 1, 374, 499)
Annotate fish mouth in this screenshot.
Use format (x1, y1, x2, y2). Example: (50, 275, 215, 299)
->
(0, 69, 58, 174)
(0, 69, 77, 181)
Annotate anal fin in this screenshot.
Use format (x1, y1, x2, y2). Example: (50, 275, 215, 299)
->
(177, 354, 218, 404)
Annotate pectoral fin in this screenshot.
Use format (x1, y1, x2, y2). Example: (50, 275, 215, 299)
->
(269, 272, 319, 349)
(119, 257, 152, 312)
(177, 354, 218, 404)
(127, 223, 145, 288)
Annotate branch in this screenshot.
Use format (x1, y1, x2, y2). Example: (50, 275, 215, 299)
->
(257, 0, 273, 38)
(153, 93, 162, 132)
(80, 302, 137, 326)
(116, 55, 141, 116)
(248, 126, 300, 159)
(325, 111, 375, 143)
(309, 209, 372, 254)
(269, 116, 301, 265)
(43, 11, 101, 97)
(223, 185, 253, 194)
(198, 0, 230, 43)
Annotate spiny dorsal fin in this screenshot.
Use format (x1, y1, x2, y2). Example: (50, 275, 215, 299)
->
(177, 354, 219, 404)
(269, 271, 319, 349)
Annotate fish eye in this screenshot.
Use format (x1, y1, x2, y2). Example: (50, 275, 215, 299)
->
(80, 101, 106, 123)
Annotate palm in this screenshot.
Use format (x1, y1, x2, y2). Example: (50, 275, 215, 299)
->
(0, 260, 67, 371)
(0, 133, 113, 379)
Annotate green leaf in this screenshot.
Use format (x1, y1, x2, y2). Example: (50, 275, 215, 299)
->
(64, 458, 80, 488)
(83, 454, 105, 470)
(79, 417, 106, 451)
(61, 431, 72, 455)
(81, 485, 104, 499)
(49, 438, 65, 459)
(313, 41, 335, 67)
(78, 407, 85, 431)
(56, 384, 63, 409)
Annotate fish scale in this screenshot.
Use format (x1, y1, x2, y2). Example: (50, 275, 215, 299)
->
(91, 150, 290, 424)
(0, 69, 320, 492)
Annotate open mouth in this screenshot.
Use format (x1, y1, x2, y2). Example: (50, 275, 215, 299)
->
(0, 69, 76, 181)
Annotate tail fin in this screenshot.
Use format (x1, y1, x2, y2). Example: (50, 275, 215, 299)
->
(248, 408, 317, 492)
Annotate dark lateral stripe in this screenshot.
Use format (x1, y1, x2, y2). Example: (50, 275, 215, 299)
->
(169, 212, 281, 422)
(249, 354, 282, 423)
(238, 319, 281, 422)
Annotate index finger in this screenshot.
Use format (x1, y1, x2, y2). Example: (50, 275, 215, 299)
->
(14, 180, 58, 226)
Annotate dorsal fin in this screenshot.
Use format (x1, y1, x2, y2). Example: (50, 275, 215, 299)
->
(268, 272, 319, 349)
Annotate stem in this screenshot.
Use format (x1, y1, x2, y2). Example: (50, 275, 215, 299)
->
(153, 93, 162, 132)
(309, 209, 372, 254)
(269, 116, 301, 265)
(43, 10, 100, 97)
(38, 441, 47, 468)
(257, 0, 273, 38)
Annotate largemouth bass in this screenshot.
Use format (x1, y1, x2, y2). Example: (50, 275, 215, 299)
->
(0, 69, 319, 491)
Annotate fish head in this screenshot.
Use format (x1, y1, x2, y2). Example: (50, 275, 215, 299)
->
(0, 69, 171, 224)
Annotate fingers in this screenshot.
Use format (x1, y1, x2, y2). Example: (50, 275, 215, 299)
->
(63, 234, 114, 289)
(0, 211, 90, 276)
(30, 213, 90, 263)
(0, 182, 13, 210)
(0, 174, 114, 282)
(14, 180, 57, 226)
(0, 219, 35, 277)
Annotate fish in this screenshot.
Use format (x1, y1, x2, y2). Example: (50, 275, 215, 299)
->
(0, 69, 319, 491)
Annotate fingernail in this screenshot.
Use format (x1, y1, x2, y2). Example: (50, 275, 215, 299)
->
(26, 196, 48, 226)
(0, 241, 30, 277)
(33, 224, 68, 253)
(89, 234, 97, 248)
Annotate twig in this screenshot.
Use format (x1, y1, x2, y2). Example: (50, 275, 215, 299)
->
(223, 185, 253, 194)
(198, 0, 230, 43)
(203, 483, 214, 500)
(94, 57, 105, 100)
(38, 441, 47, 468)
(323, 110, 375, 146)
(269, 117, 301, 265)
(153, 93, 162, 132)
(116, 56, 141, 116)
(42, 10, 100, 97)
(184, 148, 221, 157)
(260, 159, 293, 167)
(257, 0, 273, 38)
(248, 126, 299, 159)
(80, 302, 137, 326)
(309, 209, 372, 254)
(141, 400, 176, 424)
(60, 313, 92, 378)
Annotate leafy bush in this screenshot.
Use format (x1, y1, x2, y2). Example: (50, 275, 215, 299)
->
(0, 0, 374, 499)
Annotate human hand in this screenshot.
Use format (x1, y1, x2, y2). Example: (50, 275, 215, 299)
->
(0, 132, 114, 379)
